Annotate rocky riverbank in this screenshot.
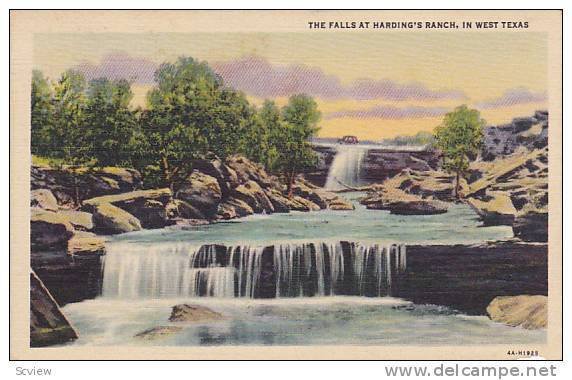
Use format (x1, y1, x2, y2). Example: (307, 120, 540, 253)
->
(357, 111, 549, 242)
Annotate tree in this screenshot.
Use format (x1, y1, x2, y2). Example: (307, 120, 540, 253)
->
(433, 105, 485, 198)
(84, 78, 137, 167)
(277, 94, 321, 196)
(31, 70, 54, 156)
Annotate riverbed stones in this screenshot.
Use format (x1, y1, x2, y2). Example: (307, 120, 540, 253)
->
(169, 304, 224, 322)
(361, 187, 448, 215)
(486, 295, 547, 329)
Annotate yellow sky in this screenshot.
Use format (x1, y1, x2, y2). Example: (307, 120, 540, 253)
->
(33, 32, 548, 140)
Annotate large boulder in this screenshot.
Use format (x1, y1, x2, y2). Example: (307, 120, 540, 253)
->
(191, 158, 239, 197)
(176, 172, 222, 218)
(292, 182, 328, 209)
(30, 272, 78, 347)
(166, 199, 206, 220)
(264, 189, 294, 213)
(67, 231, 106, 256)
(466, 192, 517, 226)
(30, 209, 74, 251)
(57, 210, 94, 231)
(169, 304, 224, 322)
(233, 180, 275, 213)
(89, 203, 142, 234)
(30, 189, 59, 211)
(216, 198, 255, 220)
(486, 295, 547, 330)
(84, 188, 172, 229)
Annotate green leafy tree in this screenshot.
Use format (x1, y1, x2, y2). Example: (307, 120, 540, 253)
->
(84, 78, 137, 167)
(31, 70, 54, 156)
(277, 94, 321, 196)
(434, 105, 485, 198)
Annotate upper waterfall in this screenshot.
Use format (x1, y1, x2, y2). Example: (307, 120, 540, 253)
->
(324, 144, 370, 190)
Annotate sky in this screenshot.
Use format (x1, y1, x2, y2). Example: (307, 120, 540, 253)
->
(33, 32, 548, 140)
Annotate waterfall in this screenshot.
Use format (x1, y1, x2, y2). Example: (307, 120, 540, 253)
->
(102, 241, 406, 299)
(324, 145, 369, 190)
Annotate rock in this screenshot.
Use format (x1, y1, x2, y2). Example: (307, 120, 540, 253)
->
(31, 209, 74, 251)
(466, 192, 517, 226)
(57, 210, 94, 231)
(169, 304, 224, 322)
(486, 295, 547, 329)
(292, 182, 328, 209)
(361, 187, 448, 215)
(30, 272, 78, 347)
(225, 155, 276, 188)
(134, 326, 183, 340)
(31, 189, 59, 211)
(191, 158, 240, 197)
(84, 188, 172, 229)
(513, 211, 548, 242)
(89, 203, 142, 234)
(291, 196, 321, 211)
(166, 199, 206, 220)
(327, 197, 355, 210)
(216, 198, 254, 220)
(233, 180, 275, 213)
(31, 165, 142, 206)
(67, 231, 106, 256)
(176, 171, 223, 218)
(264, 189, 293, 213)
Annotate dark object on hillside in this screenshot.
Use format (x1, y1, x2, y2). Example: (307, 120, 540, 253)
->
(338, 135, 359, 144)
(30, 271, 78, 347)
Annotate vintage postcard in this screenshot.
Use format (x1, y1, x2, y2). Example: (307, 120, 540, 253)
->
(10, 10, 562, 360)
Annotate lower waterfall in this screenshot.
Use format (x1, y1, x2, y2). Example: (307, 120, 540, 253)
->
(102, 241, 406, 299)
(324, 145, 369, 190)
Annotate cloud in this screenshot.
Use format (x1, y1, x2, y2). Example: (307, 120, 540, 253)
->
(73, 52, 158, 84)
(324, 105, 449, 120)
(72, 53, 467, 102)
(476, 87, 547, 109)
(212, 56, 467, 101)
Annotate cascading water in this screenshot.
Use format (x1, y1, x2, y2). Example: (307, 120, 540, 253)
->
(102, 241, 406, 299)
(324, 145, 369, 190)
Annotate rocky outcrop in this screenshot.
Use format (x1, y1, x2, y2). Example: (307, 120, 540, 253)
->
(360, 169, 451, 215)
(84, 188, 172, 231)
(216, 198, 255, 220)
(31, 209, 74, 251)
(486, 295, 547, 329)
(361, 187, 448, 215)
(30, 272, 78, 347)
(31, 164, 142, 206)
(233, 181, 275, 213)
(169, 304, 224, 322)
(67, 231, 106, 256)
(467, 147, 548, 241)
(176, 172, 223, 218)
(466, 192, 517, 226)
(31, 189, 59, 211)
(481, 111, 548, 161)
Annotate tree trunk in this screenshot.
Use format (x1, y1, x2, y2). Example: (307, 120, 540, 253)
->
(287, 169, 296, 198)
(455, 169, 461, 199)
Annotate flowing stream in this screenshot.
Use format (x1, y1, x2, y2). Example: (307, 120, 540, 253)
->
(61, 193, 545, 346)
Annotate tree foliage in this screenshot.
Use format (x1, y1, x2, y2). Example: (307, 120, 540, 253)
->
(433, 105, 485, 198)
(30, 57, 322, 195)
